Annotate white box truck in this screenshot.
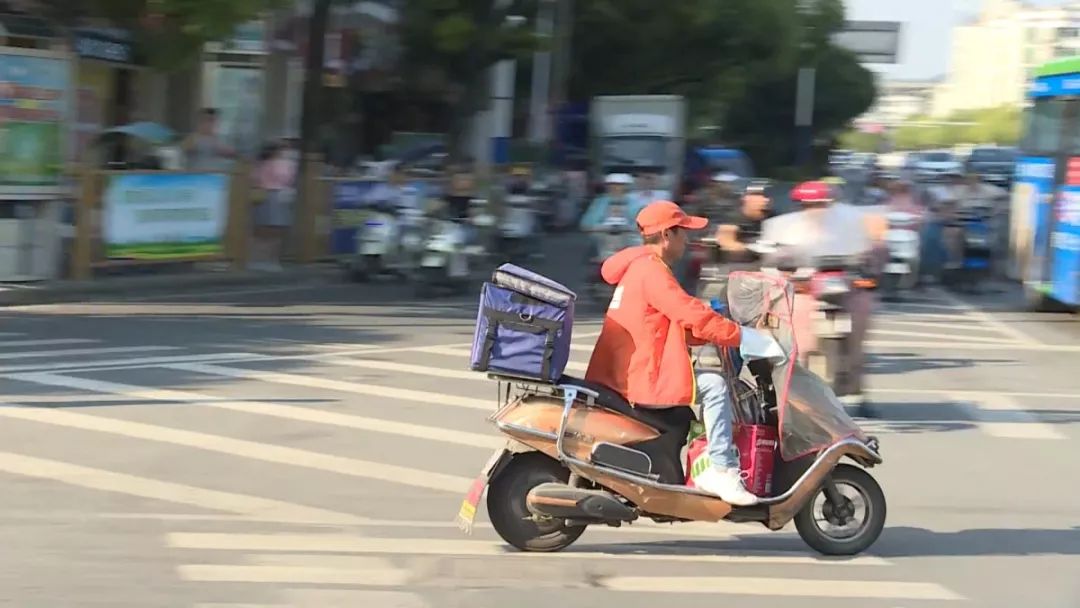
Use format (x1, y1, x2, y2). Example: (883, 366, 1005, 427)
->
(590, 95, 687, 195)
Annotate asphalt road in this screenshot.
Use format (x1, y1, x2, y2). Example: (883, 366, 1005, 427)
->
(0, 236, 1078, 608)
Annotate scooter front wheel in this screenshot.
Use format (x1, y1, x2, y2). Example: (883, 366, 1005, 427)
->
(487, 452, 587, 553)
(794, 464, 886, 556)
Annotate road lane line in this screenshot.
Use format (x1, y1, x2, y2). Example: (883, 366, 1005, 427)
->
(947, 391, 1066, 440)
(412, 345, 588, 372)
(0, 404, 473, 493)
(166, 362, 493, 412)
(178, 564, 410, 586)
(864, 340, 1080, 352)
(320, 357, 483, 380)
(875, 318, 1010, 333)
(0, 450, 365, 525)
(0, 339, 98, 348)
(0, 345, 178, 361)
(867, 329, 1016, 344)
(868, 387, 1080, 399)
(10, 372, 502, 450)
(165, 533, 890, 566)
(600, 575, 963, 600)
(931, 287, 1040, 345)
(0, 352, 266, 374)
(885, 301, 966, 312)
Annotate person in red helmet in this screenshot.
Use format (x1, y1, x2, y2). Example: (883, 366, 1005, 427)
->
(780, 180, 880, 414)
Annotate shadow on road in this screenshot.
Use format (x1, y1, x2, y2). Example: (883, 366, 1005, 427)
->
(867, 352, 1015, 375)
(876, 526, 1080, 558)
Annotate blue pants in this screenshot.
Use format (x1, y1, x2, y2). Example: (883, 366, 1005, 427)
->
(696, 370, 738, 469)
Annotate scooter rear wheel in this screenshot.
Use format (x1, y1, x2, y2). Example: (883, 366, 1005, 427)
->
(487, 453, 587, 553)
(794, 464, 886, 556)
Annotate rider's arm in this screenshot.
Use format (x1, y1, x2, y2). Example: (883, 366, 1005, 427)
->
(643, 261, 742, 347)
(715, 224, 745, 251)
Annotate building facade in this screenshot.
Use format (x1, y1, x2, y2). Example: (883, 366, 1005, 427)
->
(932, 0, 1080, 116)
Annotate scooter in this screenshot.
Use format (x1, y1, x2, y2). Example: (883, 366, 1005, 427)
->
(498, 193, 537, 264)
(945, 202, 994, 293)
(416, 219, 471, 296)
(457, 271, 885, 556)
(880, 211, 921, 300)
(752, 242, 874, 404)
(350, 201, 407, 282)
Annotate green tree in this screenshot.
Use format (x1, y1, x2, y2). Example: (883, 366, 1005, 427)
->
(705, 0, 876, 172)
(399, 0, 543, 159)
(27, 0, 286, 67)
(567, 0, 799, 118)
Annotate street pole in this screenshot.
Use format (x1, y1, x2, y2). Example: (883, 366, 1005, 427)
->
(794, 0, 817, 168)
(794, 66, 816, 167)
(527, 0, 555, 145)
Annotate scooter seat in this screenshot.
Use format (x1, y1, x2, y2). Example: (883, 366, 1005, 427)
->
(558, 376, 694, 434)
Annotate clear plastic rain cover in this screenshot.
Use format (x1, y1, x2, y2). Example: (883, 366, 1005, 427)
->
(725, 271, 868, 460)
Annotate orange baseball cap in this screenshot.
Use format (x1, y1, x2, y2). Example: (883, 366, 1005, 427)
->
(635, 200, 708, 235)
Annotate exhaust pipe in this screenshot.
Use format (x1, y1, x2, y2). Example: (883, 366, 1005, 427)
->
(526, 483, 638, 523)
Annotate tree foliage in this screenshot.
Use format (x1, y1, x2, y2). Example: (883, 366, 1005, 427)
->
(27, 0, 285, 68)
(399, 0, 543, 158)
(568, 0, 799, 116)
(891, 106, 1022, 150)
(716, 0, 876, 172)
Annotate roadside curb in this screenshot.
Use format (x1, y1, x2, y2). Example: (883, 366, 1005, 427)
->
(0, 264, 344, 307)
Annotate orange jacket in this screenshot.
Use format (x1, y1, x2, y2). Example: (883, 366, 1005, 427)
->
(584, 246, 742, 408)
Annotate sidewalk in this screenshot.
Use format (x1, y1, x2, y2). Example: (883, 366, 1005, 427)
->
(0, 263, 343, 307)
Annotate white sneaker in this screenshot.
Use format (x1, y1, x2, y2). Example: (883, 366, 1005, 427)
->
(694, 467, 760, 506)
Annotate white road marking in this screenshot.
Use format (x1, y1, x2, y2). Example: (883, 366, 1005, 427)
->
(277, 589, 429, 608)
(930, 288, 1040, 345)
(166, 362, 492, 411)
(868, 329, 1015, 344)
(321, 357, 483, 380)
(947, 391, 1066, 440)
(0, 352, 266, 374)
(868, 387, 1080, 400)
(884, 300, 965, 312)
(178, 564, 410, 586)
(0, 450, 365, 525)
(165, 534, 891, 567)
(0, 345, 178, 361)
(10, 372, 502, 450)
(0, 404, 473, 493)
(412, 345, 589, 372)
(874, 318, 1009, 333)
(865, 340, 1080, 352)
(600, 575, 964, 600)
(0, 338, 97, 348)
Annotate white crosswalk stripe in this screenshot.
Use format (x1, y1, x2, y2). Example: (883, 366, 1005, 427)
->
(0, 311, 1048, 606)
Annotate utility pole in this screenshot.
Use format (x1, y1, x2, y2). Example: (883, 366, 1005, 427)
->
(794, 0, 818, 168)
(527, 0, 556, 144)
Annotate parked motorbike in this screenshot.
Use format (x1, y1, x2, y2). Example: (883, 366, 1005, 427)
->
(457, 272, 885, 556)
(498, 193, 537, 264)
(350, 202, 426, 282)
(416, 219, 471, 296)
(880, 210, 921, 300)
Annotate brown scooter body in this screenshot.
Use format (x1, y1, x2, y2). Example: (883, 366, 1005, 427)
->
(490, 387, 880, 531)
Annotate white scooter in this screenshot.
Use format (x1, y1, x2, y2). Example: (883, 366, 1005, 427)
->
(417, 219, 470, 296)
(351, 201, 428, 282)
(881, 211, 921, 300)
(499, 193, 536, 264)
